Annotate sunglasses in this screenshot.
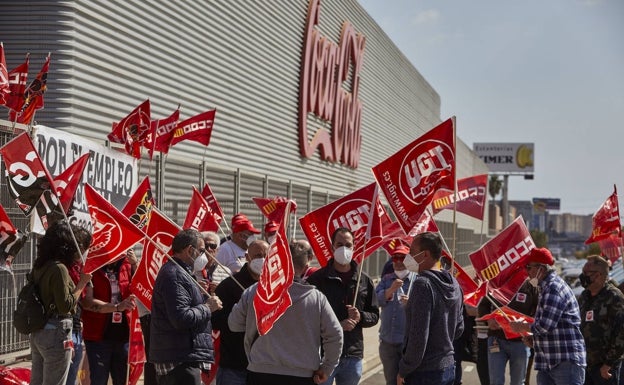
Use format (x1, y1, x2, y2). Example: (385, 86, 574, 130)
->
(205, 243, 218, 250)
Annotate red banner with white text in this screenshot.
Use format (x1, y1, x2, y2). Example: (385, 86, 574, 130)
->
(431, 174, 487, 220)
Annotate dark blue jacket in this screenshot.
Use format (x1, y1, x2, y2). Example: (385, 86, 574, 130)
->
(150, 257, 214, 364)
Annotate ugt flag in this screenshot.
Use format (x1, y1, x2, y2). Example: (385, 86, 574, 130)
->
(372, 117, 455, 234)
(299, 183, 389, 266)
(585, 185, 621, 244)
(469, 216, 534, 305)
(184, 186, 221, 232)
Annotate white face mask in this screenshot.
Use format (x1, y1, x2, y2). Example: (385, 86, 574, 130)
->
(246, 235, 256, 247)
(193, 253, 208, 273)
(249, 258, 265, 275)
(403, 253, 419, 272)
(333, 246, 354, 265)
(394, 269, 409, 279)
(528, 266, 542, 288)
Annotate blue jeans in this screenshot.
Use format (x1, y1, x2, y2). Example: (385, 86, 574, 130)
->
(216, 367, 247, 385)
(66, 329, 83, 385)
(488, 337, 530, 385)
(84, 340, 128, 385)
(379, 340, 402, 385)
(404, 365, 455, 385)
(30, 318, 73, 385)
(536, 361, 585, 385)
(321, 356, 362, 385)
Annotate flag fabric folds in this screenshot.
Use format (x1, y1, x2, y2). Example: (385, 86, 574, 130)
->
(201, 183, 225, 222)
(130, 208, 180, 310)
(0, 205, 28, 261)
(372, 117, 456, 234)
(585, 185, 621, 244)
(299, 182, 389, 266)
(9, 54, 50, 125)
(3, 54, 28, 113)
(145, 107, 180, 159)
(0, 43, 10, 105)
(597, 234, 623, 265)
(108, 99, 151, 159)
(469, 216, 534, 305)
(477, 306, 534, 339)
(184, 186, 222, 232)
(126, 307, 146, 385)
(252, 196, 297, 224)
(431, 174, 488, 220)
(83, 184, 144, 274)
(169, 109, 216, 147)
(53, 153, 90, 213)
(0, 132, 57, 216)
(122, 176, 156, 231)
(253, 202, 294, 335)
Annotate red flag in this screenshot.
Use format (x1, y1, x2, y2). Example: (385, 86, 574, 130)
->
(597, 233, 623, 265)
(126, 307, 146, 385)
(108, 99, 151, 159)
(201, 331, 220, 385)
(145, 107, 180, 159)
(122, 176, 156, 231)
(0, 132, 56, 216)
(477, 306, 534, 339)
(169, 109, 216, 147)
(184, 186, 222, 232)
(83, 184, 144, 274)
(9, 54, 50, 124)
(372, 117, 456, 234)
(130, 208, 180, 309)
(201, 182, 225, 222)
(0, 205, 17, 235)
(464, 283, 487, 308)
(252, 196, 298, 223)
(0, 205, 28, 259)
(452, 259, 479, 296)
(299, 183, 389, 266)
(432, 174, 488, 220)
(3, 54, 28, 113)
(53, 153, 90, 213)
(0, 43, 9, 104)
(469, 216, 534, 305)
(380, 211, 439, 254)
(253, 203, 294, 335)
(585, 186, 621, 244)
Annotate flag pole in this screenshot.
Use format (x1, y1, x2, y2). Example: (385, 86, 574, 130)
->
(352, 185, 379, 307)
(451, 116, 457, 262)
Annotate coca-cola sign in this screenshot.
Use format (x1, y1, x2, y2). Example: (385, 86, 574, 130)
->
(299, 0, 365, 168)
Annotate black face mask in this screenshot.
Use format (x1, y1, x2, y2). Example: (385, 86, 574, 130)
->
(579, 273, 592, 288)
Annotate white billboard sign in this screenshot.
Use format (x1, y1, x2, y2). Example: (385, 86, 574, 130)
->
(472, 142, 534, 173)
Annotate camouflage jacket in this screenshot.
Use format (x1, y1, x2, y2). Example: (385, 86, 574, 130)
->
(579, 284, 624, 367)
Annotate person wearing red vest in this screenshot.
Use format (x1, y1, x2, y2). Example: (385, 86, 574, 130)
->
(80, 253, 136, 385)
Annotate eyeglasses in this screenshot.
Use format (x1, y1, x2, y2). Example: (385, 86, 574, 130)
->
(205, 243, 218, 250)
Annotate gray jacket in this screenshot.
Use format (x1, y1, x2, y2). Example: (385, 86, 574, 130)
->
(228, 278, 343, 378)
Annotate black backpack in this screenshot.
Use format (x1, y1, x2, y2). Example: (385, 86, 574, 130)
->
(13, 272, 51, 334)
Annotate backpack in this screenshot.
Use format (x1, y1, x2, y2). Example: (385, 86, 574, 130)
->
(13, 272, 51, 334)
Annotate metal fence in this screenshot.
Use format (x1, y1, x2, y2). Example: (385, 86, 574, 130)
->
(0, 124, 483, 359)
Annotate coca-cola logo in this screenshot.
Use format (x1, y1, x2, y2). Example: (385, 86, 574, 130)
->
(299, 0, 365, 168)
(399, 139, 453, 205)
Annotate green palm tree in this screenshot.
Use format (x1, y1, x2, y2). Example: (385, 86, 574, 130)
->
(489, 175, 502, 202)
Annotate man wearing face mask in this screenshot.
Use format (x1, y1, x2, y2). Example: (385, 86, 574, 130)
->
(306, 227, 379, 385)
(215, 214, 261, 273)
(577, 255, 624, 385)
(397, 232, 464, 385)
(212, 239, 269, 385)
(196, 231, 231, 294)
(150, 229, 223, 385)
(263, 221, 279, 244)
(510, 247, 586, 385)
(374, 244, 414, 385)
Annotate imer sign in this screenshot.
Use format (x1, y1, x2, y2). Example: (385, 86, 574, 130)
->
(299, 0, 365, 168)
(473, 142, 534, 173)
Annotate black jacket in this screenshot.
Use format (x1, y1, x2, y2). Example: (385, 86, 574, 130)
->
(212, 264, 258, 369)
(150, 258, 214, 364)
(306, 259, 379, 358)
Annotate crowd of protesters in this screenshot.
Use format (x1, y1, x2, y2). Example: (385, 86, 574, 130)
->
(20, 212, 624, 385)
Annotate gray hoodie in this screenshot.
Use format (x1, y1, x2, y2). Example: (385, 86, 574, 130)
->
(228, 279, 343, 378)
(398, 269, 464, 377)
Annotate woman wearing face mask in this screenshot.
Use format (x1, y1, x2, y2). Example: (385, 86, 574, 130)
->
(375, 244, 414, 385)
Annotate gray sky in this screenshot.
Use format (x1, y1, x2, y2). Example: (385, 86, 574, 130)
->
(359, 0, 624, 215)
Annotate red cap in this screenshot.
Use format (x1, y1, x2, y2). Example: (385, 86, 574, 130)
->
(231, 213, 249, 227)
(525, 248, 555, 266)
(264, 221, 279, 234)
(232, 217, 260, 234)
(392, 245, 410, 256)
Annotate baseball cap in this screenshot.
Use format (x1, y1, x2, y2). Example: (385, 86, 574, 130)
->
(264, 221, 279, 234)
(524, 247, 555, 266)
(232, 216, 260, 234)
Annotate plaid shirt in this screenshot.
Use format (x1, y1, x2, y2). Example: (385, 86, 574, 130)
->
(531, 270, 586, 370)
